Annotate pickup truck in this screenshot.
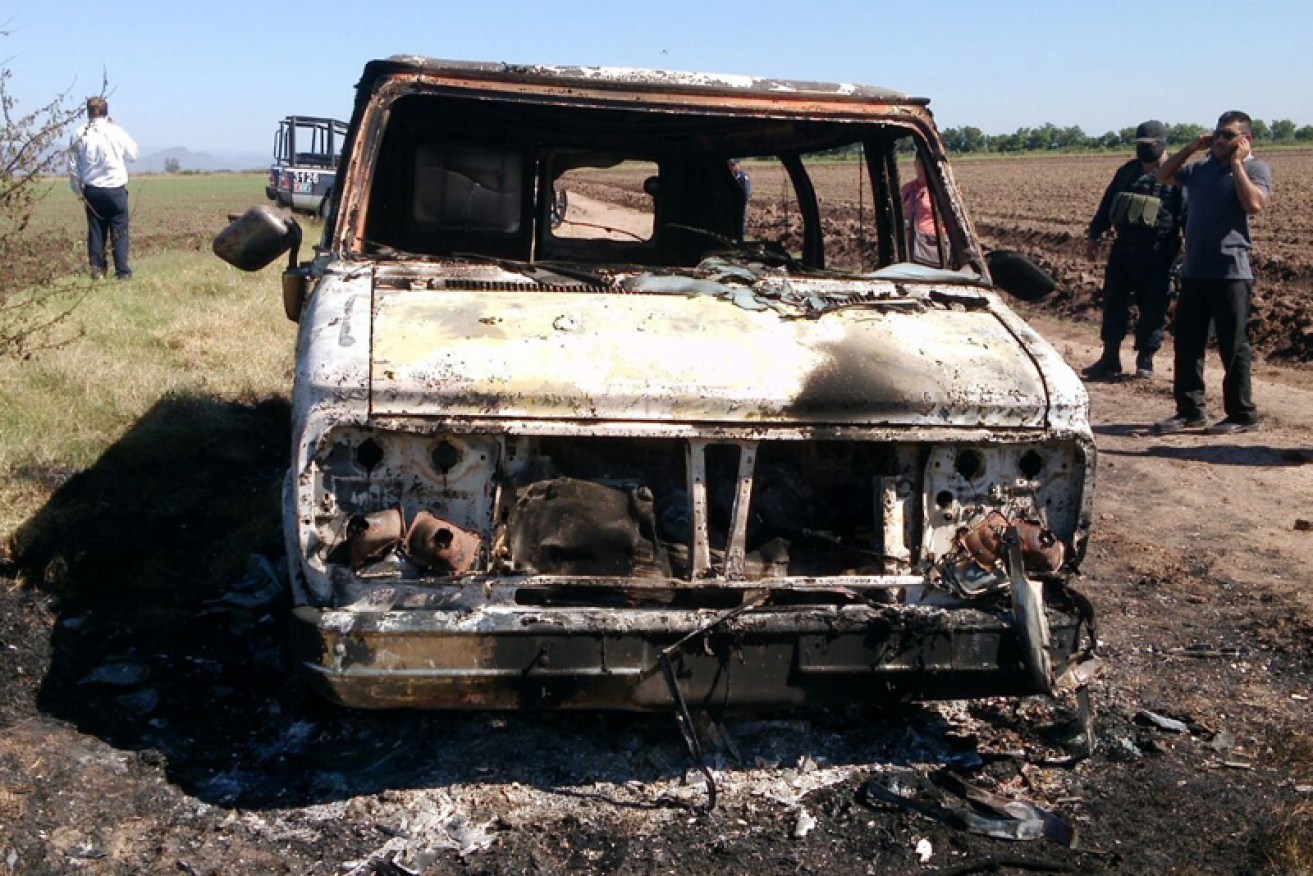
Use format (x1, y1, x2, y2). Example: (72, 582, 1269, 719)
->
(266, 115, 348, 217)
(216, 57, 1097, 713)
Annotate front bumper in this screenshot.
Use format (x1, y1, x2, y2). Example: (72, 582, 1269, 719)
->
(290, 594, 1086, 710)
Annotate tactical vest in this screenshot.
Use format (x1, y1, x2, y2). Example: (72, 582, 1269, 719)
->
(1111, 169, 1183, 254)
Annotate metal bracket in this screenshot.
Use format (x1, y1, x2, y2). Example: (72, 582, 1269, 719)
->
(1004, 526, 1052, 694)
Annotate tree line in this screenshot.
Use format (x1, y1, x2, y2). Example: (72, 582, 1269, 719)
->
(939, 119, 1312, 154)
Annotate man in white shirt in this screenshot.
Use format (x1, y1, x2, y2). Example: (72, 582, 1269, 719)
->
(68, 97, 139, 280)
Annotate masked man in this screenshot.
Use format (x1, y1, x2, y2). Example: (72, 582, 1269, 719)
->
(1082, 120, 1185, 380)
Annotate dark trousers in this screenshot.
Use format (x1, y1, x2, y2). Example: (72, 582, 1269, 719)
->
(1172, 278, 1257, 423)
(82, 185, 132, 278)
(1099, 247, 1173, 355)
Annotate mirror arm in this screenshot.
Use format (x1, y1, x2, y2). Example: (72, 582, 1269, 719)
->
(285, 222, 303, 271)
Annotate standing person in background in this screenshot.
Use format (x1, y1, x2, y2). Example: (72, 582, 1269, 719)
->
(68, 97, 139, 281)
(1153, 111, 1273, 435)
(729, 158, 752, 200)
(901, 156, 939, 265)
(1081, 120, 1185, 381)
(729, 158, 752, 237)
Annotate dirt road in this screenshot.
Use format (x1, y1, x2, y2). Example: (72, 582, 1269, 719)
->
(2, 209, 1312, 876)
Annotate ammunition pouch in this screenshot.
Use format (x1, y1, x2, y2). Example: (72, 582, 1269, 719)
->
(1110, 191, 1161, 231)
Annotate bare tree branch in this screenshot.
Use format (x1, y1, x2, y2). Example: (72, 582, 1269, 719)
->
(0, 39, 92, 358)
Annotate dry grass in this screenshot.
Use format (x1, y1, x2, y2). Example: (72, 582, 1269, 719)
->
(1253, 728, 1313, 875)
(0, 172, 311, 603)
(1256, 799, 1313, 876)
(0, 246, 295, 541)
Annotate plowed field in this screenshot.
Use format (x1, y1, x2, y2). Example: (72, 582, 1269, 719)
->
(958, 152, 1313, 361)
(761, 152, 1313, 360)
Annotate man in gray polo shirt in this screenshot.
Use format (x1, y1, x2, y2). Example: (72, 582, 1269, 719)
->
(1152, 111, 1273, 435)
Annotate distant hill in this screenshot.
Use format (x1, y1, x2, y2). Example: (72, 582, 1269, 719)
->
(136, 147, 268, 174)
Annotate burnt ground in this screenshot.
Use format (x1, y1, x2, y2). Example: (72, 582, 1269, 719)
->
(3, 338, 1311, 876)
(3, 194, 1313, 874)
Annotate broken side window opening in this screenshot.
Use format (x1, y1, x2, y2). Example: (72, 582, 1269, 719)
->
(548, 157, 658, 243)
(719, 135, 956, 275)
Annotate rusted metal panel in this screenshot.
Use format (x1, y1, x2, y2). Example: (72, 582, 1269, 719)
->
(375, 55, 918, 105)
(291, 602, 1084, 710)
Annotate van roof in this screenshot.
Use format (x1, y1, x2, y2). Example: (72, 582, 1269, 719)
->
(363, 56, 923, 106)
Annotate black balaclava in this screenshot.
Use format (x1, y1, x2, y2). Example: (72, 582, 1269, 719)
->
(1136, 141, 1165, 163)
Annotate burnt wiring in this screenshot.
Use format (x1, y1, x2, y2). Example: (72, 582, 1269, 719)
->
(654, 591, 771, 812)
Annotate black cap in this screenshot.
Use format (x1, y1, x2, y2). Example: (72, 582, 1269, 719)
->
(1134, 120, 1167, 142)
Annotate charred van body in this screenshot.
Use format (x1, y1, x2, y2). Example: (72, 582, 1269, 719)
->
(216, 57, 1096, 711)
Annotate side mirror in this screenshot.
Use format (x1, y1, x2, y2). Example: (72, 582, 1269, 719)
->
(213, 205, 302, 272)
(282, 268, 311, 322)
(986, 250, 1057, 302)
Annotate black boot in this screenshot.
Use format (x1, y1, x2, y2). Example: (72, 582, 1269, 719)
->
(1081, 347, 1122, 381)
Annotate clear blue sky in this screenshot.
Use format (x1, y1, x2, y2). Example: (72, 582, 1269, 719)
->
(7, 0, 1312, 158)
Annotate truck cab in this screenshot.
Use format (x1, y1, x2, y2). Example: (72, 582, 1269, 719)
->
(266, 115, 348, 217)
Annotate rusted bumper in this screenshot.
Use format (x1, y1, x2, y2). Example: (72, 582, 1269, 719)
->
(289, 599, 1085, 710)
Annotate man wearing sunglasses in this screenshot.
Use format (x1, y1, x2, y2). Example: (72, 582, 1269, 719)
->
(1152, 111, 1273, 435)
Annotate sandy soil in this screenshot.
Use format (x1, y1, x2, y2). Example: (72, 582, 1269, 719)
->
(553, 191, 654, 242)
(2, 174, 1312, 876)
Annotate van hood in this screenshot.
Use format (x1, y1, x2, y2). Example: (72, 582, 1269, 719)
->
(368, 284, 1050, 428)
